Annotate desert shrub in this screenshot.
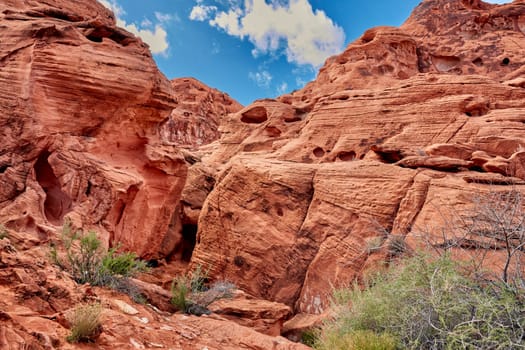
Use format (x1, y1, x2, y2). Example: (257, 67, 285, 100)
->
(51, 221, 147, 301)
(421, 189, 525, 291)
(386, 234, 406, 256)
(316, 329, 398, 350)
(171, 274, 191, 312)
(101, 246, 148, 278)
(300, 329, 318, 347)
(66, 303, 103, 343)
(171, 267, 235, 315)
(365, 236, 384, 254)
(98, 274, 147, 304)
(69, 231, 103, 284)
(316, 253, 525, 350)
(170, 265, 208, 312)
(190, 280, 236, 308)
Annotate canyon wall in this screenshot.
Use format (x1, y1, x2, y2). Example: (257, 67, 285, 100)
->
(188, 0, 525, 316)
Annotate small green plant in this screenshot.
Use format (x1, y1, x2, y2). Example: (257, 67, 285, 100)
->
(51, 220, 148, 301)
(300, 329, 318, 347)
(171, 266, 235, 315)
(171, 274, 191, 312)
(66, 303, 103, 343)
(101, 246, 148, 278)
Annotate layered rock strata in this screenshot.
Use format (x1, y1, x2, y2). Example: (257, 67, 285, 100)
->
(188, 0, 525, 316)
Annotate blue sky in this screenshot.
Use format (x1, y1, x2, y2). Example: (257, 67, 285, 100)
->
(100, 0, 512, 105)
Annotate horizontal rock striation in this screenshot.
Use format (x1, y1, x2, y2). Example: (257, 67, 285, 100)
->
(188, 0, 525, 316)
(0, 0, 185, 259)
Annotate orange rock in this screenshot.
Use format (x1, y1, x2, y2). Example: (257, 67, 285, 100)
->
(209, 290, 292, 336)
(283, 312, 328, 342)
(189, 0, 525, 315)
(160, 78, 243, 148)
(0, 0, 193, 259)
(2, 0, 525, 346)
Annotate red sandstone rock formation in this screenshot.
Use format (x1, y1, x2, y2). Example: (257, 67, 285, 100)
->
(2, 0, 525, 347)
(0, 0, 184, 259)
(0, 233, 308, 349)
(0, 0, 303, 347)
(188, 0, 525, 319)
(160, 78, 243, 148)
(0, 0, 242, 261)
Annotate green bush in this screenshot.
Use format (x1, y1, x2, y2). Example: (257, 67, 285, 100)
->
(69, 231, 103, 284)
(51, 221, 148, 301)
(66, 303, 102, 343)
(315, 253, 525, 350)
(170, 265, 208, 312)
(171, 274, 191, 312)
(101, 246, 148, 278)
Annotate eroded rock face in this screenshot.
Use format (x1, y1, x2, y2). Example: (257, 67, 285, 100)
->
(189, 0, 525, 316)
(0, 233, 309, 349)
(0, 0, 188, 258)
(160, 77, 243, 148)
(0, 1, 295, 347)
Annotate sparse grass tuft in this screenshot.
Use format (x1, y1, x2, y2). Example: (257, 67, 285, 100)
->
(365, 236, 384, 254)
(316, 329, 398, 350)
(66, 303, 103, 343)
(386, 234, 406, 257)
(171, 274, 191, 312)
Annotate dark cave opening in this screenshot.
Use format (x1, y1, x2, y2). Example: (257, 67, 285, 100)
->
(181, 224, 198, 262)
(86, 34, 103, 43)
(34, 151, 72, 224)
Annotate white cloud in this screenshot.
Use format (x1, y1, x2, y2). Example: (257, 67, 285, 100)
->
(191, 0, 345, 67)
(189, 5, 218, 21)
(249, 70, 272, 88)
(484, 0, 512, 3)
(99, 0, 170, 56)
(155, 12, 179, 24)
(99, 0, 124, 18)
(120, 21, 169, 55)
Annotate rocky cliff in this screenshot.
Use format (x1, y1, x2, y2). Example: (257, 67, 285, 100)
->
(0, 0, 243, 261)
(0, 1, 299, 348)
(0, 0, 184, 260)
(187, 0, 525, 319)
(1, 0, 525, 348)
(160, 77, 243, 148)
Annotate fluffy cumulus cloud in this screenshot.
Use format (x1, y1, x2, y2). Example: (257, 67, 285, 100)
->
(190, 0, 345, 67)
(190, 4, 218, 21)
(99, 0, 170, 56)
